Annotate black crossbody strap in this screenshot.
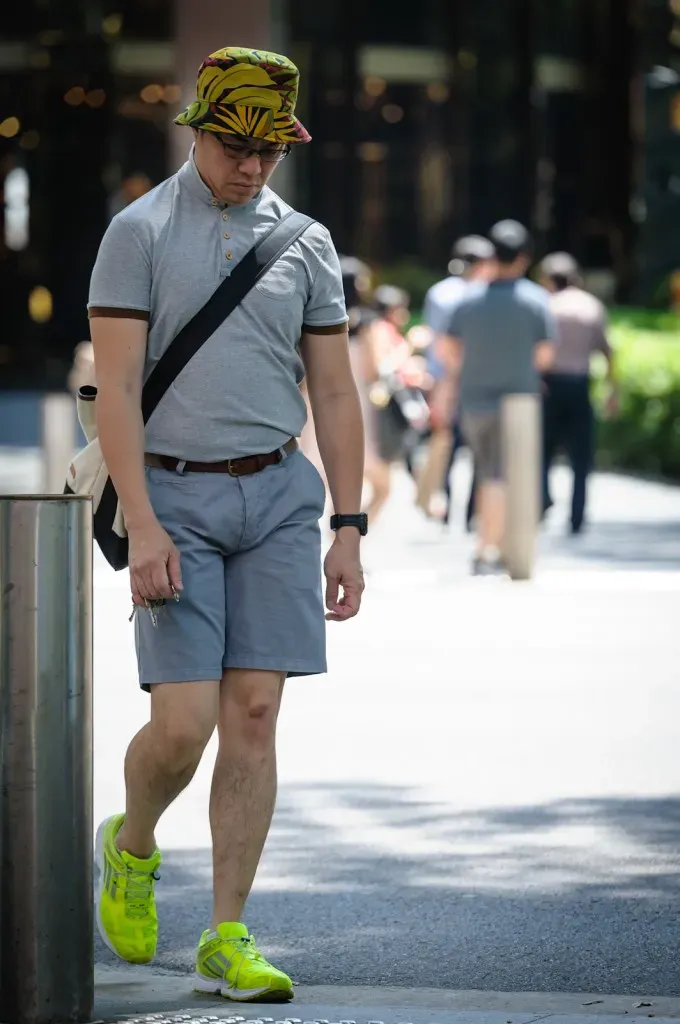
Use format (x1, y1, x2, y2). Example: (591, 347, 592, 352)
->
(141, 209, 314, 423)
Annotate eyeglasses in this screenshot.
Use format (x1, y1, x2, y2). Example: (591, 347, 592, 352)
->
(217, 138, 291, 164)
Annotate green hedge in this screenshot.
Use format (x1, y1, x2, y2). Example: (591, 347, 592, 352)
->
(595, 309, 680, 481)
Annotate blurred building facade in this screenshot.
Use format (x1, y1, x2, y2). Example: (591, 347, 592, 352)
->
(0, 0, 679, 401)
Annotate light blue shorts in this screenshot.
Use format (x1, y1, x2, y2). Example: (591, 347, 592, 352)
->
(134, 449, 327, 690)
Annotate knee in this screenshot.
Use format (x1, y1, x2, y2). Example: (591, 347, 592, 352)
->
(221, 674, 284, 750)
(153, 716, 215, 774)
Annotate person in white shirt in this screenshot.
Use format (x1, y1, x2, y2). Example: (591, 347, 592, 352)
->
(417, 236, 496, 523)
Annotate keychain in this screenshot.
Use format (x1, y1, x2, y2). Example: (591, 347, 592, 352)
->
(129, 586, 180, 627)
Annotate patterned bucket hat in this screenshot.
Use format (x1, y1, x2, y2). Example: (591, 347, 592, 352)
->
(174, 46, 311, 145)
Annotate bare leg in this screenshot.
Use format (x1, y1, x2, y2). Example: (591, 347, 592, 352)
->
(116, 681, 220, 858)
(363, 456, 391, 527)
(415, 428, 452, 515)
(210, 668, 285, 927)
(476, 481, 506, 554)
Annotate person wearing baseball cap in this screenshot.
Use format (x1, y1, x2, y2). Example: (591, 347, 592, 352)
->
(89, 46, 366, 1000)
(418, 235, 496, 523)
(440, 220, 557, 575)
(539, 251, 618, 534)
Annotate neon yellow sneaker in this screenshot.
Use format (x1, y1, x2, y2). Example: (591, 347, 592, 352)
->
(94, 813, 161, 964)
(194, 922, 294, 1002)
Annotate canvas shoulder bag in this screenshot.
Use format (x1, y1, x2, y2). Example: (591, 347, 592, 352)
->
(65, 209, 314, 571)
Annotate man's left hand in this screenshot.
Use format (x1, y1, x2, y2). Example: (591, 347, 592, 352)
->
(324, 532, 365, 621)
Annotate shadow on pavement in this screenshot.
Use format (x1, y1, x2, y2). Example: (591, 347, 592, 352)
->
(96, 785, 680, 997)
(542, 520, 680, 570)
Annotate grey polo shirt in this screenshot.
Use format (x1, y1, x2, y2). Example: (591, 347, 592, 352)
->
(446, 278, 556, 414)
(88, 148, 348, 461)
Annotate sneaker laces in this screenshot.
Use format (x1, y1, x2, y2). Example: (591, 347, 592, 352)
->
(228, 935, 271, 978)
(121, 867, 159, 918)
(237, 934, 267, 960)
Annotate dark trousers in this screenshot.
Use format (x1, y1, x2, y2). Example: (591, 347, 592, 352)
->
(542, 373, 594, 532)
(444, 418, 477, 528)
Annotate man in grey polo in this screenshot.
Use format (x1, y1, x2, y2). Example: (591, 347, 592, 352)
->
(443, 221, 556, 576)
(88, 46, 366, 1002)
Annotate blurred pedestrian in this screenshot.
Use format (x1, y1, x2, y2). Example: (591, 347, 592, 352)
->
(539, 252, 619, 534)
(419, 235, 496, 525)
(67, 339, 96, 396)
(88, 45, 366, 1002)
(300, 255, 375, 510)
(340, 256, 380, 480)
(442, 220, 557, 575)
(363, 283, 429, 525)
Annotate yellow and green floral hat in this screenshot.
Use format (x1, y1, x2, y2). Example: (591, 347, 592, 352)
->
(174, 46, 311, 145)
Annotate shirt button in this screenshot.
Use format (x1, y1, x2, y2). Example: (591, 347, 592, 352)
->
(225, 251, 233, 260)
(223, 232, 230, 239)
(222, 212, 229, 221)
(212, 199, 219, 206)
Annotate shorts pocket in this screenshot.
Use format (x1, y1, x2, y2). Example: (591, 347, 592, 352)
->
(144, 464, 201, 490)
(297, 452, 327, 512)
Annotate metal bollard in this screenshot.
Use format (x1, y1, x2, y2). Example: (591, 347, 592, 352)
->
(0, 495, 94, 1024)
(501, 393, 541, 581)
(41, 392, 77, 494)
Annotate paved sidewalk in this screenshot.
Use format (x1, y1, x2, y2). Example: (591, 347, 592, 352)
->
(95, 966, 680, 1023)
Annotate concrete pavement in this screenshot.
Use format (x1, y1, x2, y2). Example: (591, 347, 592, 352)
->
(94, 967, 680, 1023)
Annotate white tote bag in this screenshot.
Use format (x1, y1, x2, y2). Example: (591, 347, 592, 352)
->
(65, 385, 128, 568)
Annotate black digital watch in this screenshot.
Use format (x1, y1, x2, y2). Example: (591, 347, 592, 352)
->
(330, 513, 368, 536)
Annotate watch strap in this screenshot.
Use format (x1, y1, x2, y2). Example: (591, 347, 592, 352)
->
(330, 513, 368, 536)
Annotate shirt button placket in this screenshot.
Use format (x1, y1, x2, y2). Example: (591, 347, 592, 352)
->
(219, 207, 231, 270)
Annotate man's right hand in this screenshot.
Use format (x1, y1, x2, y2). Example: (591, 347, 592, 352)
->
(128, 519, 183, 606)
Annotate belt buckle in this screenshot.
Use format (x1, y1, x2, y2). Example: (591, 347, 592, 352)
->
(226, 458, 239, 477)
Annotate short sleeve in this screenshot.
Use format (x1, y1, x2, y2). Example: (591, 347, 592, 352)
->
(591, 304, 612, 356)
(445, 299, 466, 338)
(88, 216, 151, 320)
(424, 291, 450, 335)
(423, 288, 437, 329)
(302, 231, 349, 334)
(534, 301, 558, 343)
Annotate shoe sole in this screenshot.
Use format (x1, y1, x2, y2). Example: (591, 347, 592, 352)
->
(94, 816, 154, 965)
(193, 972, 293, 1003)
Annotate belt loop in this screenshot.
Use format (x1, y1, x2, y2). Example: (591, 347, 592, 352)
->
(175, 460, 187, 475)
(279, 441, 291, 462)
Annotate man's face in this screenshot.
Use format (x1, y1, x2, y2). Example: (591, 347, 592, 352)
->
(193, 130, 289, 205)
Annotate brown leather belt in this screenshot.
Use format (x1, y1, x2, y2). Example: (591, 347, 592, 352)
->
(145, 437, 298, 476)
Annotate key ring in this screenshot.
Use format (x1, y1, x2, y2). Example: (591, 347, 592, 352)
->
(128, 585, 180, 627)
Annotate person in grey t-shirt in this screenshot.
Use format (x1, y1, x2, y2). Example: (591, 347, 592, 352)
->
(88, 46, 366, 1001)
(442, 220, 556, 575)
